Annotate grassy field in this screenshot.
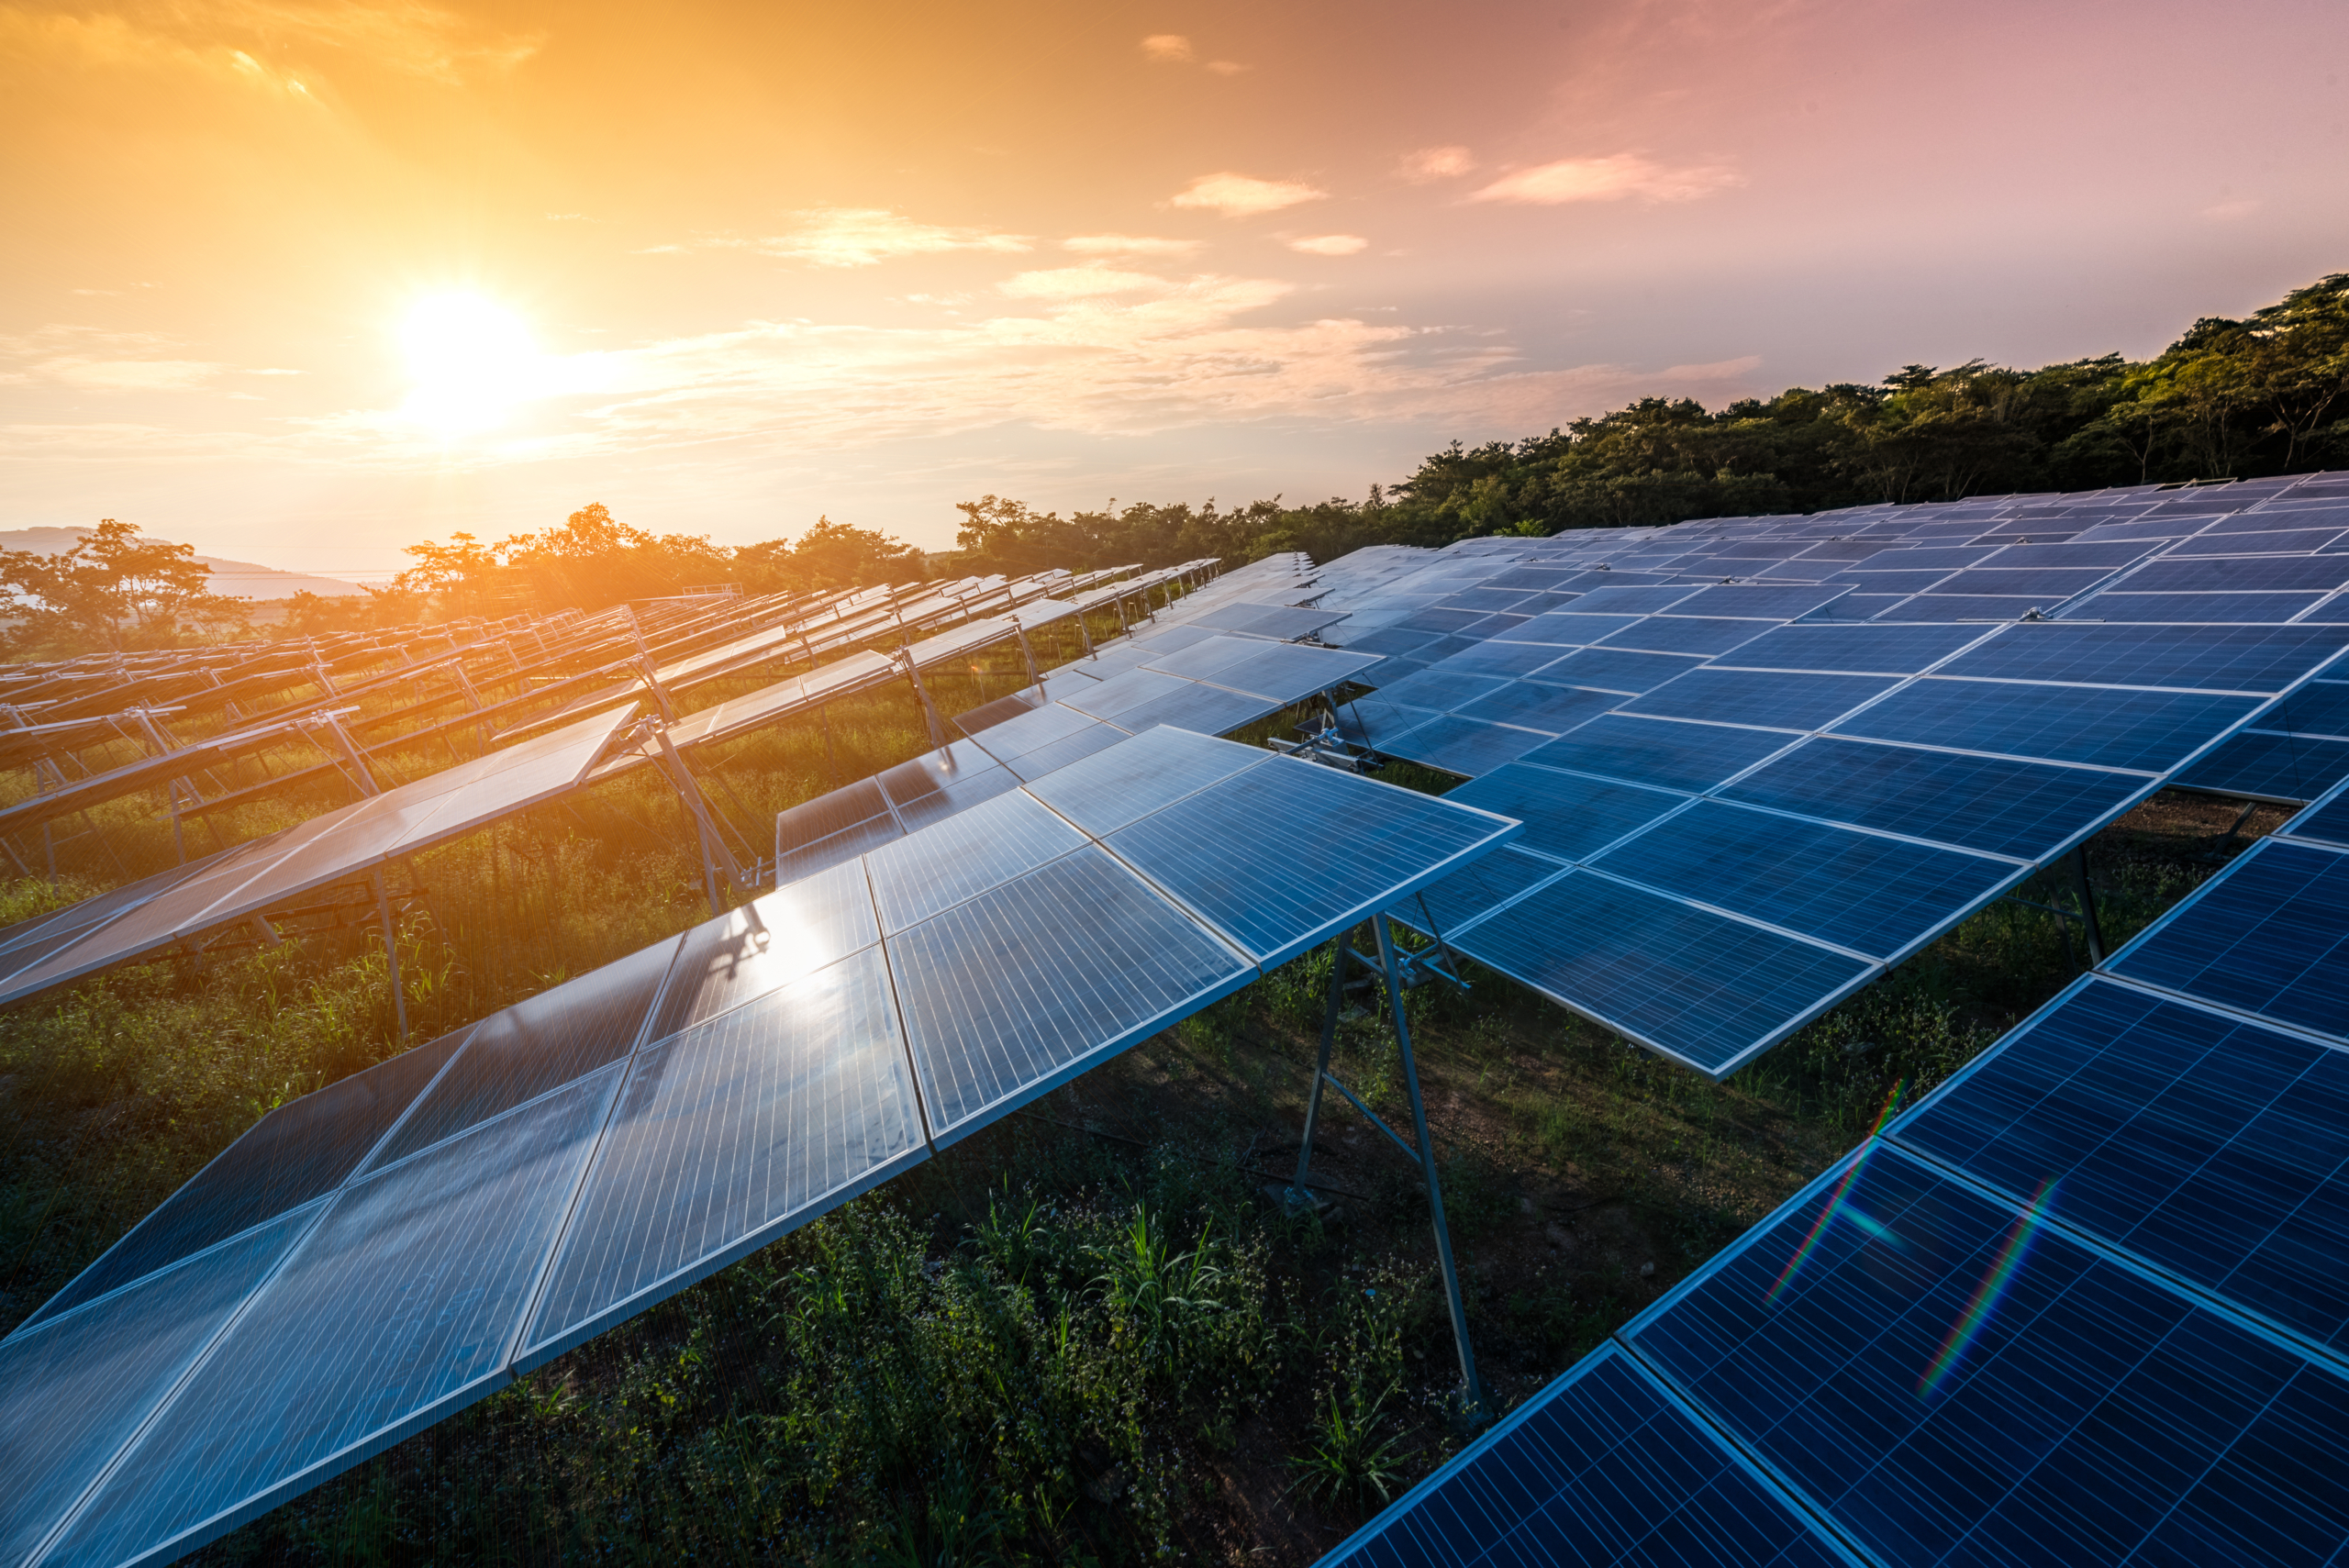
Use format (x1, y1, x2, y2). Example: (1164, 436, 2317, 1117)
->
(0, 617, 2293, 1566)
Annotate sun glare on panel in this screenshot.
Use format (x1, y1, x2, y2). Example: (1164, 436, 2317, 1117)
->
(399, 293, 540, 437)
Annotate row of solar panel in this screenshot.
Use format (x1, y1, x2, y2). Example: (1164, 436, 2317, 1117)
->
(773, 629, 1376, 884)
(0, 726, 1519, 1568)
(1328, 781, 2349, 1568)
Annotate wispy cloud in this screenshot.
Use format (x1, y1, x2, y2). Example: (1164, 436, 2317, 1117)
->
(1169, 173, 1326, 217)
(1468, 154, 1740, 205)
(0, 326, 223, 391)
(1063, 234, 1201, 256)
(997, 266, 1170, 300)
(1203, 60, 1248, 75)
(5, 0, 540, 88)
(752, 208, 1032, 268)
(1141, 33, 1193, 62)
(1287, 235, 1367, 255)
(1398, 146, 1475, 183)
(2202, 197, 2261, 222)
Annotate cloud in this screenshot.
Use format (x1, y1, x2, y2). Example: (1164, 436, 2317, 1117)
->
(2202, 197, 2261, 221)
(1287, 235, 1367, 255)
(0, 326, 226, 391)
(1064, 234, 1201, 256)
(1468, 154, 1741, 205)
(1169, 173, 1327, 217)
(1398, 146, 1475, 182)
(997, 266, 1171, 299)
(755, 208, 1033, 267)
(1204, 60, 1247, 75)
(1141, 34, 1193, 62)
(5, 0, 540, 88)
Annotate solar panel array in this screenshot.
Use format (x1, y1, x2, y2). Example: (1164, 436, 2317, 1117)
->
(774, 577, 1378, 883)
(0, 726, 1518, 1568)
(1327, 762, 2349, 1568)
(1197, 475, 2349, 1076)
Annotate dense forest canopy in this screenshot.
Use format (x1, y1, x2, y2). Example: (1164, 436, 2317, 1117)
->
(10, 270, 2344, 654)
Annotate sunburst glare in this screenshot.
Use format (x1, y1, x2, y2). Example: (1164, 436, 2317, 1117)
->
(399, 292, 540, 437)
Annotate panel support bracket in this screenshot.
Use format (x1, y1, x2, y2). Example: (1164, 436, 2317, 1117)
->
(1286, 919, 1489, 1427)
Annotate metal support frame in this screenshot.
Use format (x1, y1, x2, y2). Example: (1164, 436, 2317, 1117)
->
(1075, 608, 1097, 661)
(2068, 843, 2106, 965)
(637, 656, 680, 724)
(1012, 619, 1041, 687)
(1287, 918, 1487, 1422)
(369, 868, 407, 1046)
(900, 651, 949, 753)
(649, 722, 747, 916)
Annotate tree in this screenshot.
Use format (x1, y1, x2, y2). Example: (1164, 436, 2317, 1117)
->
(0, 519, 250, 653)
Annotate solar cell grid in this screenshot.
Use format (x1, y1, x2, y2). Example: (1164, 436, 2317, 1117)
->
(1831, 678, 2260, 773)
(1593, 617, 1775, 656)
(1453, 870, 1871, 1076)
(1894, 975, 2349, 1355)
(1626, 1141, 2349, 1568)
(1620, 669, 1900, 732)
(1591, 801, 2016, 961)
(2108, 837, 2349, 1040)
(1710, 623, 1989, 674)
(2176, 728, 2349, 804)
(1520, 715, 1798, 795)
(1933, 621, 2349, 693)
(1721, 737, 2146, 862)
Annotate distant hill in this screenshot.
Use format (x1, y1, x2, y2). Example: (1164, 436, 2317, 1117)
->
(0, 528, 368, 600)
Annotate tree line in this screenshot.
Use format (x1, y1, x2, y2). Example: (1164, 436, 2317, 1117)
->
(6, 270, 2342, 656)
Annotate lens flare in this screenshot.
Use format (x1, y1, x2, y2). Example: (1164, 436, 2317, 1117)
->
(1765, 1080, 1910, 1306)
(399, 293, 539, 436)
(1917, 1178, 2060, 1401)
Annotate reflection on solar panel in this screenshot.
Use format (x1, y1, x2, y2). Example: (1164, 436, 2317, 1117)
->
(1, 728, 1517, 1568)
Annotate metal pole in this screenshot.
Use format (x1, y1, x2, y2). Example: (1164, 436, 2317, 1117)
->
(371, 868, 408, 1045)
(902, 654, 948, 752)
(1289, 932, 1350, 1199)
(1374, 916, 1486, 1419)
(1076, 610, 1096, 662)
(2069, 844, 2106, 965)
(1012, 619, 1041, 687)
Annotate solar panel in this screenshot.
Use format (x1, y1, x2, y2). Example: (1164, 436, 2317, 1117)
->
(1319, 1345, 1864, 1568)
(2173, 728, 2349, 803)
(1619, 669, 1900, 731)
(1372, 715, 1553, 778)
(1709, 622, 1990, 674)
(1442, 763, 1686, 862)
(1831, 679, 2261, 773)
(866, 788, 1088, 932)
(2107, 837, 2349, 1042)
(1624, 1141, 2349, 1568)
(1444, 871, 1872, 1076)
(1520, 716, 1798, 795)
(1894, 975, 2349, 1353)
(522, 948, 925, 1361)
(1588, 802, 2016, 962)
(1932, 622, 2349, 692)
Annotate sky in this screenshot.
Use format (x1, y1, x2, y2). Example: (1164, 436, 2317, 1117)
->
(2, 0, 2344, 578)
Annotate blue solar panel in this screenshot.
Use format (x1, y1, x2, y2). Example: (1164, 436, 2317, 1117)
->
(1721, 738, 2150, 862)
(2125, 555, 2349, 593)
(1101, 681, 1278, 737)
(1103, 755, 1516, 966)
(1435, 639, 1574, 677)
(1596, 617, 1776, 657)
(1989, 540, 2163, 569)
(1711, 623, 1989, 674)
(2271, 677, 2349, 737)
(1453, 870, 1872, 1076)
(1520, 715, 1797, 795)
(1922, 567, 2120, 598)
(522, 948, 925, 1362)
(2289, 782, 2349, 847)
(364, 936, 674, 1171)
(1934, 622, 2349, 693)
(1875, 595, 2040, 622)
(1662, 584, 1854, 620)
(1854, 545, 2000, 571)
(1625, 1141, 2349, 1568)
(2066, 592, 2329, 623)
(1498, 612, 1644, 647)
(50, 1072, 618, 1568)
(19, 1025, 470, 1329)
(1361, 667, 1511, 713)
(1526, 647, 1709, 693)
(2108, 838, 2349, 1041)
(887, 847, 1252, 1140)
(1454, 679, 1621, 735)
(1319, 1344, 1863, 1568)
(0, 1207, 317, 1568)
(1831, 678, 2261, 773)
(1020, 723, 1263, 837)
(2173, 728, 2349, 803)
(1388, 844, 1565, 939)
(1592, 802, 2016, 960)
(1896, 975, 2349, 1355)
(1443, 762, 1686, 862)
(1620, 670, 1900, 732)
(1826, 569, 1956, 594)
(2169, 527, 2348, 556)
(1377, 714, 1553, 778)
(866, 788, 1088, 933)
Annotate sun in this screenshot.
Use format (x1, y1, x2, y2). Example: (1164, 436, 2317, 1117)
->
(399, 293, 540, 436)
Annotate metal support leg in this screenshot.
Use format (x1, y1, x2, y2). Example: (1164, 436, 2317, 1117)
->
(1374, 917, 1486, 1420)
(1013, 620, 1041, 687)
(2069, 844, 2106, 965)
(903, 656, 948, 753)
(371, 869, 408, 1046)
(1289, 933, 1350, 1198)
(1076, 610, 1096, 662)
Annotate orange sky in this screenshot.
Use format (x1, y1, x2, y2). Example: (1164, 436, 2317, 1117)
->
(3, 0, 2344, 574)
